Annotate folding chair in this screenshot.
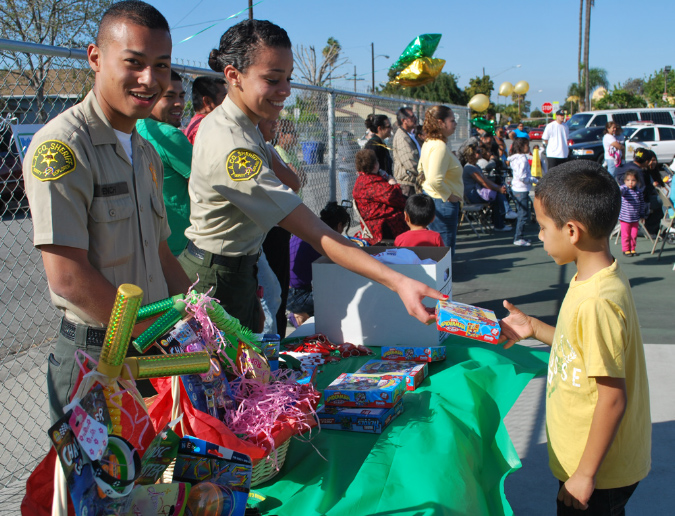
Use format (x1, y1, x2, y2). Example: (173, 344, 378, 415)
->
(460, 197, 492, 237)
(351, 200, 374, 241)
(650, 187, 675, 259)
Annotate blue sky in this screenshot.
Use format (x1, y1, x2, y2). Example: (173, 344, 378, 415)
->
(147, 0, 673, 111)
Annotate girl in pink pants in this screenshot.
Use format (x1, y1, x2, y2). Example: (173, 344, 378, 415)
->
(618, 170, 647, 256)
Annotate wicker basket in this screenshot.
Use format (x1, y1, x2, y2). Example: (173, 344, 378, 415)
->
(251, 438, 291, 486)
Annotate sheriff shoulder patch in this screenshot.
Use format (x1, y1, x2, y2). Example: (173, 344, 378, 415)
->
(226, 149, 263, 181)
(31, 140, 77, 181)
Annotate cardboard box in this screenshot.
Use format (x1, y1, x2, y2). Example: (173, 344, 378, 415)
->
(323, 373, 406, 408)
(381, 345, 447, 363)
(355, 360, 428, 391)
(436, 300, 501, 343)
(316, 400, 404, 433)
(313, 246, 452, 347)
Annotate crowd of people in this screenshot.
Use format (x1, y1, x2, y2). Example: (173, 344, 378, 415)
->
(20, 1, 655, 513)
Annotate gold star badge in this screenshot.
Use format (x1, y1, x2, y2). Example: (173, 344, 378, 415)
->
(226, 149, 263, 181)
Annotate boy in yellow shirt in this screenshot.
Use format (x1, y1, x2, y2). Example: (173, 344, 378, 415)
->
(498, 161, 651, 514)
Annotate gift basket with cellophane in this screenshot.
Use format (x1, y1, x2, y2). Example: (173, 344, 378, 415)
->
(26, 283, 320, 516)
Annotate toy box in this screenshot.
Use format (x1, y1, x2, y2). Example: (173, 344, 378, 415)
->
(173, 436, 252, 516)
(435, 300, 501, 343)
(323, 373, 406, 408)
(316, 399, 404, 433)
(355, 360, 428, 391)
(380, 345, 446, 363)
(313, 246, 452, 346)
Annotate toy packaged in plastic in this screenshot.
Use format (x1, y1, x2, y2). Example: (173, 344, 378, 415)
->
(173, 436, 252, 516)
(180, 363, 235, 421)
(436, 300, 501, 343)
(355, 360, 428, 391)
(135, 425, 181, 485)
(317, 399, 404, 433)
(380, 345, 446, 363)
(323, 373, 406, 408)
(256, 333, 280, 372)
(157, 316, 206, 354)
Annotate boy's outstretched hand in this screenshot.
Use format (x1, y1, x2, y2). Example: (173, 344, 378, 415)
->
(498, 300, 535, 348)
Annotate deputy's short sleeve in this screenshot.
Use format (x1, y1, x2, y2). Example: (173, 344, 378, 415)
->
(24, 132, 92, 250)
(576, 297, 627, 378)
(214, 146, 302, 232)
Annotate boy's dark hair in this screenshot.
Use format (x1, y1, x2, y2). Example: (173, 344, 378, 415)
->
(209, 19, 291, 74)
(192, 76, 226, 111)
(405, 194, 436, 227)
(535, 160, 620, 240)
(355, 149, 377, 174)
(320, 201, 351, 231)
(170, 70, 182, 82)
(97, 1, 170, 47)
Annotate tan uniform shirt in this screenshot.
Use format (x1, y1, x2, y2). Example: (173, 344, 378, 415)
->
(24, 91, 171, 326)
(186, 96, 302, 256)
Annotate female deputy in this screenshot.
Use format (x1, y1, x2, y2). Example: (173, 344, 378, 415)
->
(179, 19, 443, 332)
(418, 105, 462, 256)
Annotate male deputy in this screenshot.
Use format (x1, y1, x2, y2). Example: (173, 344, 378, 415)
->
(24, 0, 191, 423)
(137, 70, 193, 256)
(392, 107, 421, 197)
(542, 109, 570, 169)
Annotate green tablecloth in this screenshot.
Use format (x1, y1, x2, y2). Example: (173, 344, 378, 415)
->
(257, 337, 549, 516)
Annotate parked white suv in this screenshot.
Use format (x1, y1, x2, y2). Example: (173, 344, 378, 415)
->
(623, 122, 675, 164)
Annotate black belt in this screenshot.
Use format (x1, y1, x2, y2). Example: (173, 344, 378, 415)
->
(60, 318, 107, 347)
(187, 241, 259, 268)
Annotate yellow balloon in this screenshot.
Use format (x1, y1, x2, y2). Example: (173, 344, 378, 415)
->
(498, 82, 514, 97)
(513, 80, 530, 95)
(468, 94, 490, 112)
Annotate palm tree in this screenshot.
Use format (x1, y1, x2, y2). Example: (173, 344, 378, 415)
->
(578, 0, 584, 90)
(583, 0, 594, 110)
(567, 67, 609, 111)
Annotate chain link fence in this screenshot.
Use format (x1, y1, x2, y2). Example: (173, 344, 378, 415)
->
(0, 38, 469, 491)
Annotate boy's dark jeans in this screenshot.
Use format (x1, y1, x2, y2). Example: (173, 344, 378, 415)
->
(557, 480, 639, 516)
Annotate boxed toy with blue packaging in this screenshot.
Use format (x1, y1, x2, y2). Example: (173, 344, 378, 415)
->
(323, 373, 406, 408)
(380, 345, 446, 363)
(316, 399, 404, 433)
(435, 300, 501, 343)
(355, 360, 428, 391)
(173, 436, 252, 516)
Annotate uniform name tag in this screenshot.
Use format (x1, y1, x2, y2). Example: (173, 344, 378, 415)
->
(94, 182, 129, 197)
(31, 140, 77, 181)
(226, 149, 263, 181)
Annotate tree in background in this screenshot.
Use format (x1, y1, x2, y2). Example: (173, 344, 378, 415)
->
(643, 68, 675, 107)
(578, 0, 584, 92)
(620, 78, 645, 96)
(381, 71, 468, 106)
(583, 0, 594, 110)
(294, 37, 349, 87)
(0, 0, 112, 122)
(594, 89, 647, 110)
(465, 75, 494, 99)
(566, 66, 608, 111)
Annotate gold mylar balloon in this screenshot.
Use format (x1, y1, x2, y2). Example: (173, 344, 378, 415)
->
(498, 81, 514, 97)
(468, 94, 490, 112)
(513, 80, 530, 95)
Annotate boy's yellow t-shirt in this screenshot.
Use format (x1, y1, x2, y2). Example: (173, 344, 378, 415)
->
(546, 260, 651, 489)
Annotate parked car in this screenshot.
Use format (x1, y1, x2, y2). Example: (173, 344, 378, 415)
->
(623, 122, 675, 164)
(0, 123, 26, 215)
(567, 126, 607, 146)
(566, 107, 675, 132)
(569, 140, 604, 163)
(528, 127, 544, 140)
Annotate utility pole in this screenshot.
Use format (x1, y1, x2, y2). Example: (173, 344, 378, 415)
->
(351, 66, 365, 93)
(248, 0, 253, 19)
(371, 42, 375, 93)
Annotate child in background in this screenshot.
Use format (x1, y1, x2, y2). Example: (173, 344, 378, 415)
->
(619, 170, 647, 257)
(287, 202, 351, 327)
(498, 161, 651, 514)
(394, 194, 444, 247)
(509, 137, 535, 246)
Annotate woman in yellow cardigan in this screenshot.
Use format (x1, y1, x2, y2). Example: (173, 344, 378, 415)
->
(418, 105, 462, 256)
